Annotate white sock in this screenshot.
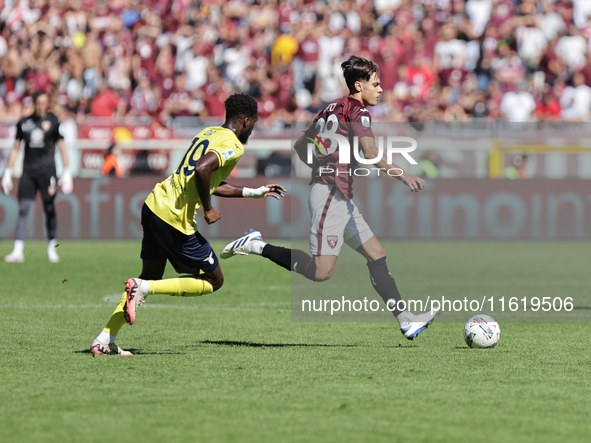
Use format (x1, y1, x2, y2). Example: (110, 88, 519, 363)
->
(249, 240, 266, 255)
(13, 239, 24, 254)
(48, 239, 57, 251)
(97, 330, 116, 344)
(140, 280, 150, 296)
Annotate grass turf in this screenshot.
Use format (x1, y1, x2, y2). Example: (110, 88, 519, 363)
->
(0, 240, 590, 443)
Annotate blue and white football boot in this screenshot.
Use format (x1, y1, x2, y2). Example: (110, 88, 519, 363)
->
(220, 229, 264, 259)
(399, 309, 440, 340)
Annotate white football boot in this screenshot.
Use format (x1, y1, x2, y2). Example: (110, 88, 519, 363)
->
(90, 338, 133, 356)
(47, 245, 60, 263)
(123, 278, 145, 326)
(220, 229, 264, 259)
(399, 309, 440, 340)
(4, 250, 24, 263)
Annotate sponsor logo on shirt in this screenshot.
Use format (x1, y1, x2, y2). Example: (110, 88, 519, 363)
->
(42, 120, 51, 132)
(361, 116, 371, 127)
(168, 176, 187, 193)
(221, 148, 235, 160)
(359, 108, 368, 112)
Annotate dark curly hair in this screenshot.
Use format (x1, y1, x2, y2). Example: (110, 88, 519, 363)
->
(224, 93, 258, 122)
(341, 56, 380, 94)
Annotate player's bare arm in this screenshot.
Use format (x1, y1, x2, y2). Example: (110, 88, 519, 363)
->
(5, 138, 21, 170)
(214, 182, 286, 200)
(358, 136, 425, 193)
(57, 139, 73, 194)
(57, 139, 69, 169)
(194, 151, 222, 224)
(1, 138, 21, 194)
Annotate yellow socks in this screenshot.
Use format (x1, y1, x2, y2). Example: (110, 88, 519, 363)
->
(103, 291, 128, 337)
(149, 277, 214, 297)
(101, 278, 213, 339)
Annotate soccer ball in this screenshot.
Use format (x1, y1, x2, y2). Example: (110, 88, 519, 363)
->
(463, 314, 501, 348)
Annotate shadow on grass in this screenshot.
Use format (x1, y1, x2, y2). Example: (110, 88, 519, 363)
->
(74, 349, 185, 355)
(197, 340, 359, 348)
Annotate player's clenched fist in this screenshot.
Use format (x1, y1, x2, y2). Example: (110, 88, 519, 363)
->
(204, 207, 221, 224)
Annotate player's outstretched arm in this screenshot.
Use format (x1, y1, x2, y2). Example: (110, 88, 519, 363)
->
(214, 182, 286, 200)
(194, 152, 222, 224)
(359, 136, 425, 193)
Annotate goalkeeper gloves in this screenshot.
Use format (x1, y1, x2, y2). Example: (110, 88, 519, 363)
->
(1, 168, 13, 195)
(59, 168, 73, 195)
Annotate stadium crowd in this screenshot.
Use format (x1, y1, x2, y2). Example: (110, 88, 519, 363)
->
(1, 0, 591, 127)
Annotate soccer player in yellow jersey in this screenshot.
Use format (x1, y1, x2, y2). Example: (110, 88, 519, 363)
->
(90, 93, 286, 355)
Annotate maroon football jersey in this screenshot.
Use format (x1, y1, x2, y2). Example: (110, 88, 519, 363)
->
(308, 96, 374, 199)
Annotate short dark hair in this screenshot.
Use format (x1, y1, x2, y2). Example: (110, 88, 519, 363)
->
(224, 93, 258, 121)
(341, 56, 381, 94)
(32, 90, 48, 104)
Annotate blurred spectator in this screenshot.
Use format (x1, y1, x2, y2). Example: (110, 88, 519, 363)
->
(535, 84, 562, 122)
(515, 14, 547, 71)
(493, 43, 526, 86)
(560, 72, 591, 121)
(90, 79, 125, 117)
(434, 24, 467, 85)
(184, 41, 209, 92)
(129, 75, 155, 116)
(574, 0, 591, 28)
(555, 25, 587, 71)
(272, 30, 298, 67)
(537, 2, 567, 42)
(417, 153, 441, 179)
(500, 82, 536, 122)
(504, 155, 528, 179)
(130, 149, 158, 175)
(102, 143, 125, 178)
(466, 0, 492, 38)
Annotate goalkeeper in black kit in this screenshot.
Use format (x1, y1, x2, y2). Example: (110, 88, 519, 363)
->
(1, 91, 73, 263)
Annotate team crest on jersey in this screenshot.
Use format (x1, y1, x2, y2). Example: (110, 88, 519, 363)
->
(327, 235, 338, 249)
(221, 148, 235, 160)
(42, 120, 51, 132)
(361, 116, 370, 127)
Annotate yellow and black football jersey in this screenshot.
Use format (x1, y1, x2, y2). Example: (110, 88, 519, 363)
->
(145, 126, 244, 235)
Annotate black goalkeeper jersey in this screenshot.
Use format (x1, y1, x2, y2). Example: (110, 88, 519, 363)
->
(15, 112, 63, 176)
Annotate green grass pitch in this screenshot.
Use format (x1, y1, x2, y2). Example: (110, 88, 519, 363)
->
(1, 240, 590, 443)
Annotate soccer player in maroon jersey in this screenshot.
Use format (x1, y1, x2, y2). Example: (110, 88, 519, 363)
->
(222, 56, 438, 339)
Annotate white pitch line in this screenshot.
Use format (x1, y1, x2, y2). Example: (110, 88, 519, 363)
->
(102, 294, 289, 307)
(0, 302, 291, 313)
